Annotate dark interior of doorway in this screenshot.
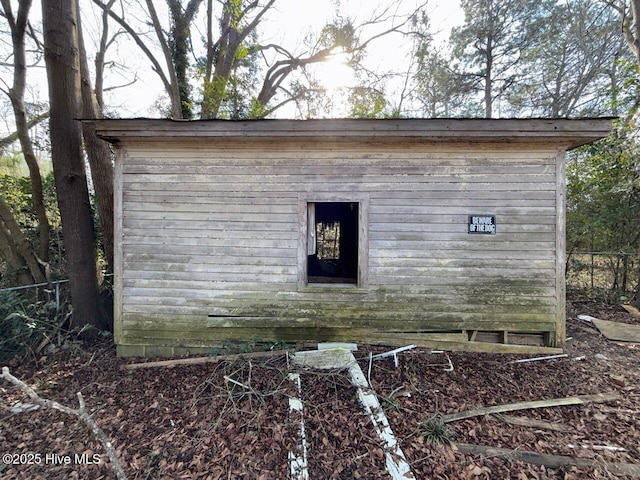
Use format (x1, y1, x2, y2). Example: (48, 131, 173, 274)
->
(308, 202, 358, 284)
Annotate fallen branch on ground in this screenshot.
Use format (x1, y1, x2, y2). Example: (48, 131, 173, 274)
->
(121, 349, 287, 370)
(456, 443, 640, 477)
(442, 392, 620, 423)
(1, 366, 127, 480)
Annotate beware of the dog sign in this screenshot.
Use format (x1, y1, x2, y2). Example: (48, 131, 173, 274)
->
(468, 215, 496, 234)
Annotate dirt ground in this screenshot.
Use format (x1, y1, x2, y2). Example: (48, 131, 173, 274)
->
(1, 293, 639, 479)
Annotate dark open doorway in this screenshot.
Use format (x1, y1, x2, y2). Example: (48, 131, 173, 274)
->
(307, 202, 359, 284)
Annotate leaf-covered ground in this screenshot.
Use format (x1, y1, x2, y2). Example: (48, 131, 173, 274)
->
(1, 294, 639, 479)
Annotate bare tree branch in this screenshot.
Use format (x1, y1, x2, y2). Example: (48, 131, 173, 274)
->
(102, 74, 139, 92)
(602, 1, 639, 60)
(91, 0, 175, 110)
(1, 367, 128, 480)
(144, 0, 182, 118)
(257, 46, 335, 106)
(0, 110, 48, 150)
(94, 0, 116, 110)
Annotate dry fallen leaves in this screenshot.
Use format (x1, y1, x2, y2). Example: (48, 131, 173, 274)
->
(0, 294, 639, 479)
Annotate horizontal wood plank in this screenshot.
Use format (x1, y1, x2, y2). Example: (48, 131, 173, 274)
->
(91, 117, 613, 150)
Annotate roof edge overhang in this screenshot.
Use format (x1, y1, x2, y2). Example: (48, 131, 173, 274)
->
(83, 117, 615, 150)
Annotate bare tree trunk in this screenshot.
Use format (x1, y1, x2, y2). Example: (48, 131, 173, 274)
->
(0, 223, 32, 285)
(0, 196, 47, 284)
(143, 0, 183, 118)
(484, 35, 493, 118)
(619, 0, 640, 66)
(41, 0, 106, 332)
(1, 0, 51, 262)
(76, 0, 114, 273)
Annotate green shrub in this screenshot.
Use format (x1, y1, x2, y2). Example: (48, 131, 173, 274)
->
(0, 289, 72, 361)
(419, 414, 452, 445)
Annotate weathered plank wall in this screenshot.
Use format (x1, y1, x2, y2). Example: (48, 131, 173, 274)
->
(115, 140, 562, 353)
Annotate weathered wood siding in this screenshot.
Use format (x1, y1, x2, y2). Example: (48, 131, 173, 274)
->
(115, 139, 564, 351)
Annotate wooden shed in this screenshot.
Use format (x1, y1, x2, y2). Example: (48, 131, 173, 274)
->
(89, 118, 613, 356)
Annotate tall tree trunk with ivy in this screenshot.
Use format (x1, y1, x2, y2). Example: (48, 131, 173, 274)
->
(41, 0, 107, 332)
(1, 0, 51, 265)
(167, 0, 203, 119)
(76, 0, 115, 274)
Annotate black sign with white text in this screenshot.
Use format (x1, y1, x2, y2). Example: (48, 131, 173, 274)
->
(468, 215, 496, 235)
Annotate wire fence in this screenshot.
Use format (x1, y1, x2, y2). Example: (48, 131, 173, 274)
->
(0, 274, 114, 310)
(0, 279, 70, 310)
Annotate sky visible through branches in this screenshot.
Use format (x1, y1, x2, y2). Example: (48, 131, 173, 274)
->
(93, 0, 464, 118)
